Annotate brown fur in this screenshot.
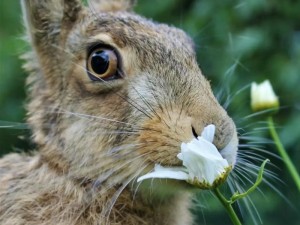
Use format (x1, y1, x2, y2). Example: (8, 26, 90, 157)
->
(0, 0, 238, 224)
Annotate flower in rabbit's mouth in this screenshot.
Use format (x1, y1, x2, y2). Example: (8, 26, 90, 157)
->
(137, 125, 232, 189)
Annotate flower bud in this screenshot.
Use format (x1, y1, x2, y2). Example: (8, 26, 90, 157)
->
(251, 80, 279, 112)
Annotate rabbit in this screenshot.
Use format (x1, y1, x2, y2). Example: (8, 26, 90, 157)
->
(0, 0, 239, 224)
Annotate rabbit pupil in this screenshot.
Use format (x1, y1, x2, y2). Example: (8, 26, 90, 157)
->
(91, 51, 109, 74)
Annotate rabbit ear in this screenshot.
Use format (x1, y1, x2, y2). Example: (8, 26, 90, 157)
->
(88, 0, 136, 12)
(21, 0, 83, 85)
(22, 0, 83, 53)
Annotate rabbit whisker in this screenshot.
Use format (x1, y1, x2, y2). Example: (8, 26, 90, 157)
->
(131, 86, 160, 119)
(57, 109, 140, 128)
(107, 143, 143, 155)
(80, 152, 151, 189)
(48, 108, 174, 143)
(102, 163, 149, 225)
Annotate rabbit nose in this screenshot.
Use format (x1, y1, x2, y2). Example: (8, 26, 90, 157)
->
(213, 120, 235, 150)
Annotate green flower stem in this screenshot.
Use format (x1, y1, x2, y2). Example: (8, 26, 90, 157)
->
(230, 159, 269, 202)
(214, 159, 269, 225)
(213, 188, 242, 225)
(268, 116, 300, 192)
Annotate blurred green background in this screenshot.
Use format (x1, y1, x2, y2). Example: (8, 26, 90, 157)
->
(0, 0, 299, 224)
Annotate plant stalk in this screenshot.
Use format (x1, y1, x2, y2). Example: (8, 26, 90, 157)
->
(213, 159, 269, 225)
(268, 116, 300, 191)
(213, 188, 242, 225)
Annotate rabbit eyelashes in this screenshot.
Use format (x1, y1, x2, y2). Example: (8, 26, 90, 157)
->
(0, 0, 238, 224)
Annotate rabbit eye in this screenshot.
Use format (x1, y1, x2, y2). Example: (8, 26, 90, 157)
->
(87, 48, 119, 81)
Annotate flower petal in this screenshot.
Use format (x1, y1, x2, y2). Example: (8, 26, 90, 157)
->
(179, 139, 229, 185)
(137, 164, 189, 182)
(200, 124, 216, 143)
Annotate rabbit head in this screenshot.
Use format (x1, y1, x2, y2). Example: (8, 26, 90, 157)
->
(22, 0, 238, 187)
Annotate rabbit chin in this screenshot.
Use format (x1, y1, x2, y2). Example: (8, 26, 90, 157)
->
(132, 177, 196, 200)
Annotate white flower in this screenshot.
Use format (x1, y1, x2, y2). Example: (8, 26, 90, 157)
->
(251, 80, 279, 112)
(137, 125, 232, 189)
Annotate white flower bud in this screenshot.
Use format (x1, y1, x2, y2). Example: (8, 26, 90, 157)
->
(137, 125, 232, 189)
(251, 80, 279, 112)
